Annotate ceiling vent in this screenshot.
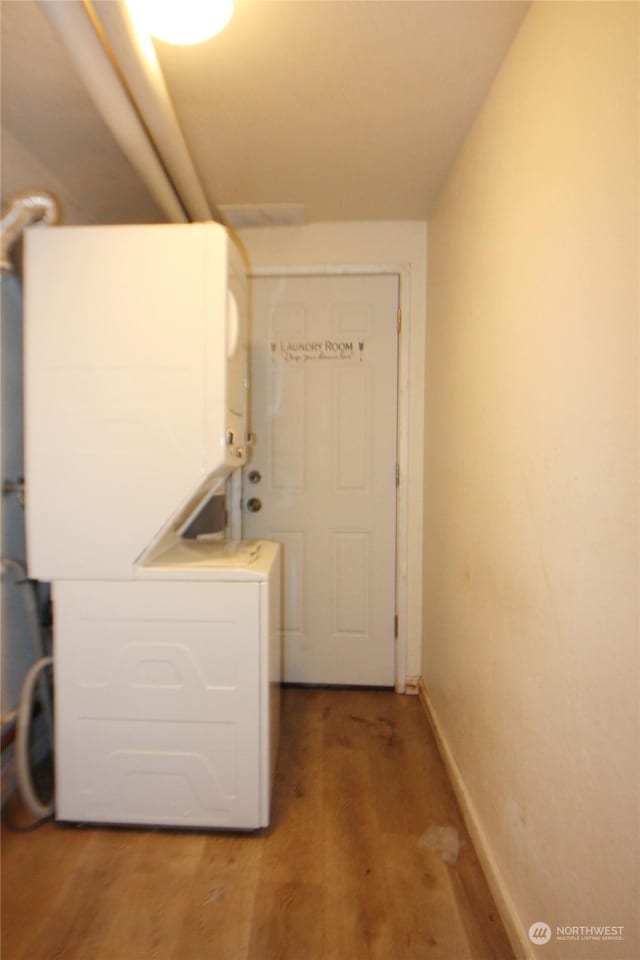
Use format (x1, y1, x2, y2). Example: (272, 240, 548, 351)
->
(219, 204, 306, 228)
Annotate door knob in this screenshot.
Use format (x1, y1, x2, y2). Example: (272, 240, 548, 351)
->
(248, 470, 262, 484)
(246, 497, 262, 512)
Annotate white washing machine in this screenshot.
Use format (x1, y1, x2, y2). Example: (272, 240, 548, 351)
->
(54, 540, 280, 830)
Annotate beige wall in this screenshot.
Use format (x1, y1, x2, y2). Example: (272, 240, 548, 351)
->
(423, 3, 638, 958)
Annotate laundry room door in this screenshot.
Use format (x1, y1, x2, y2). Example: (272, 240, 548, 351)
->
(243, 273, 399, 686)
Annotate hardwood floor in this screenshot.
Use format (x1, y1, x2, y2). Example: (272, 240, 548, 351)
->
(1, 688, 514, 960)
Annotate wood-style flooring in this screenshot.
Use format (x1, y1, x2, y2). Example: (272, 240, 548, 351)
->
(1, 687, 514, 960)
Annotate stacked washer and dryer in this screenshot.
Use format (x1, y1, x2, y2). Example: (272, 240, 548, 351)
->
(24, 223, 281, 830)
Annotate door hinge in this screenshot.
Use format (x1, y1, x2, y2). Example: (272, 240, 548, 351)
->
(394, 614, 399, 638)
(397, 307, 402, 334)
(395, 462, 400, 487)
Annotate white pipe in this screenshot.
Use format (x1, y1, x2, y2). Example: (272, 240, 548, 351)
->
(0, 558, 53, 744)
(16, 656, 54, 820)
(1, 709, 18, 734)
(39, 0, 187, 224)
(0, 191, 60, 273)
(90, 1, 217, 224)
(1, 558, 54, 818)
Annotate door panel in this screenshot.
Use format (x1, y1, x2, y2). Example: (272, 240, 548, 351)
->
(244, 274, 398, 685)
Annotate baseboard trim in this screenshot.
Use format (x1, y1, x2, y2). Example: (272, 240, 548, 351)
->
(403, 675, 420, 695)
(417, 678, 534, 960)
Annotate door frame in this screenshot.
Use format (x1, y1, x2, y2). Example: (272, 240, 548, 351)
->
(248, 264, 412, 692)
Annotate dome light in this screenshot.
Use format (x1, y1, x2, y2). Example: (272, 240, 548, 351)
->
(127, 0, 234, 46)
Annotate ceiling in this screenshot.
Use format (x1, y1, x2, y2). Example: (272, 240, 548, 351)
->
(1, 1, 529, 226)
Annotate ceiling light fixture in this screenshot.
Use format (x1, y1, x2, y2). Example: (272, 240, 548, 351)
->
(126, 0, 234, 46)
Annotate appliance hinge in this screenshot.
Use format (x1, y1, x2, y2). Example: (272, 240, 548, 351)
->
(394, 614, 399, 638)
(397, 307, 402, 333)
(395, 462, 400, 487)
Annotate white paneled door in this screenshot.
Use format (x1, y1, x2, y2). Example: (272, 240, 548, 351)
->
(243, 274, 399, 686)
